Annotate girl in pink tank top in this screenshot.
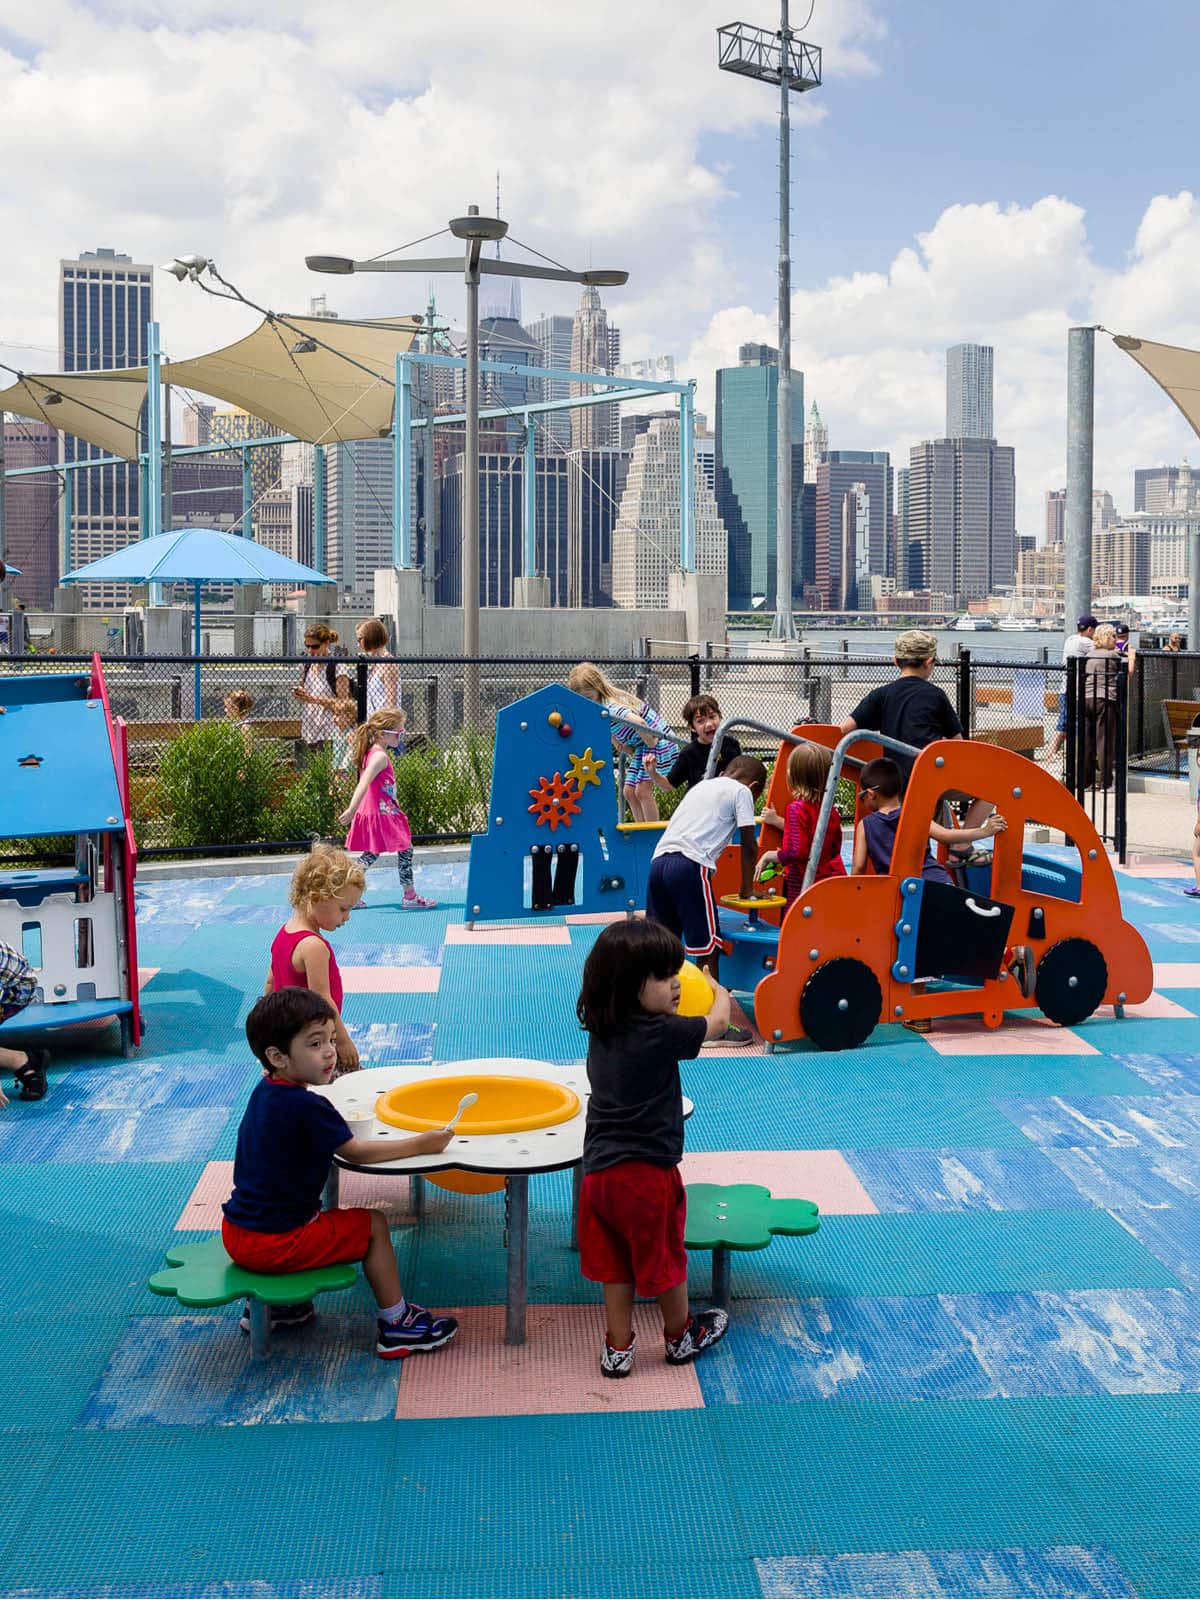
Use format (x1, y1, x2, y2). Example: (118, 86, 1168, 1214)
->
(267, 847, 365, 1075)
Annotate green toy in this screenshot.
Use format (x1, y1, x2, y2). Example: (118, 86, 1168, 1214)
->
(684, 1183, 820, 1308)
(148, 1235, 357, 1359)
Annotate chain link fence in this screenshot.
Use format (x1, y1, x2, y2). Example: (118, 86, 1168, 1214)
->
(1, 647, 1121, 861)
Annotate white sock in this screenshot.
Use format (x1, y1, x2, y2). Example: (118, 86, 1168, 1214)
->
(379, 1297, 408, 1324)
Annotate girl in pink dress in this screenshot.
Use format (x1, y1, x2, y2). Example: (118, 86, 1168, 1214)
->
(339, 709, 436, 910)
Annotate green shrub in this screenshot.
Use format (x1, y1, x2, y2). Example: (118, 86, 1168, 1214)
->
(274, 749, 354, 844)
(154, 722, 280, 848)
(390, 729, 494, 836)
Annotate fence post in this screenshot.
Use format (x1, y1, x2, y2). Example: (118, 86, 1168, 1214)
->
(1065, 655, 1079, 798)
(689, 652, 701, 699)
(354, 660, 367, 722)
(957, 648, 972, 732)
(1115, 659, 1129, 863)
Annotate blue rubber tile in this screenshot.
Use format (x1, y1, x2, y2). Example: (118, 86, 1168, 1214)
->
(435, 943, 594, 1062)
(0, 1105, 228, 1165)
(941, 1288, 1200, 1398)
(994, 1091, 1200, 1149)
(0, 1425, 400, 1592)
(695, 1294, 992, 1405)
(755, 1544, 1134, 1597)
(1116, 1051, 1200, 1091)
(711, 1399, 1079, 1557)
(843, 1147, 1089, 1212)
(715, 1210, 1179, 1301)
(338, 941, 442, 966)
(210, 903, 283, 926)
(7, 1584, 381, 1598)
(54, 1052, 256, 1113)
(1, 1211, 164, 1319)
(343, 1020, 435, 1064)
(0, 1435, 70, 1567)
(133, 918, 203, 951)
(0, 1159, 206, 1243)
(1147, 921, 1200, 946)
(0, 1312, 129, 1431)
(1104, 1203, 1200, 1292)
(79, 1314, 400, 1429)
(1040, 1144, 1200, 1209)
(380, 1559, 762, 1598)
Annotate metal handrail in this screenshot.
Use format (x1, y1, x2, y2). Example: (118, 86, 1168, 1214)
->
(801, 729, 922, 894)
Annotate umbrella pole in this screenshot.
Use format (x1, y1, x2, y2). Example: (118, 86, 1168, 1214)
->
(193, 581, 202, 720)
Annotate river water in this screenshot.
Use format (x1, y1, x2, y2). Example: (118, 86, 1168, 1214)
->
(726, 625, 1065, 661)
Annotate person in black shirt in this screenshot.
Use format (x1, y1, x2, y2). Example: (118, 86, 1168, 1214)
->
(648, 694, 742, 793)
(841, 628, 992, 856)
(576, 920, 732, 1378)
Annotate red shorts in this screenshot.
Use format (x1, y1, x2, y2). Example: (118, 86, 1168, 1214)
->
(221, 1207, 372, 1273)
(579, 1161, 688, 1298)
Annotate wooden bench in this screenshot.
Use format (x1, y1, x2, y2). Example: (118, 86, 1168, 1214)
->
(684, 1183, 820, 1308)
(975, 686, 1060, 713)
(1162, 700, 1200, 776)
(972, 724, 1044, 759)
(124, 717, 303, 744)
(148, 1235, 356, 1358)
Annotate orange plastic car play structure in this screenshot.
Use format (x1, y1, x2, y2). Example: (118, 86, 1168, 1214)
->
(736, 727, 1153, 1051)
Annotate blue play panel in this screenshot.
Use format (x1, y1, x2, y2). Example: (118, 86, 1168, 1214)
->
(6, 856, 1200, 1596)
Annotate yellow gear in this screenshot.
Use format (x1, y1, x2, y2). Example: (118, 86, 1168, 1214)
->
(566, 746, 605, 791)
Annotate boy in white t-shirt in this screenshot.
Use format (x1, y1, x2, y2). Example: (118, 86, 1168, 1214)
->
(646, 756, 767, 996)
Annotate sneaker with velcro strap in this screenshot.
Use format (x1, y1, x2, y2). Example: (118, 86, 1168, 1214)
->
(238, 1299, 316, 1334)
(600, 1334, 637, 1378)
(376, 1304, 459, 1359)
(664, 1308, 729, 1365)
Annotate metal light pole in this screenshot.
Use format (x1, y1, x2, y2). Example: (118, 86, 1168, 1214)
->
(307, 215, 627, 727)
(719, 4, 821, 641)
(1065, 327, 1096, 637)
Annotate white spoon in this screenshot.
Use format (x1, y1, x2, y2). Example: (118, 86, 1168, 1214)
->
(444, 1091, 479, 1131)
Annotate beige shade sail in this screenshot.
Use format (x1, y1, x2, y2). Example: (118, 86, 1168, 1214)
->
(1113, 334, 1200, 437)
(0, 312, 421, 459)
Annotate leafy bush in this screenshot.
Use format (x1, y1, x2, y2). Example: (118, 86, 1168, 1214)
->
(274, 748, 354, 844)
(154, 722, 280, 848)
(390, 729, 494, 837)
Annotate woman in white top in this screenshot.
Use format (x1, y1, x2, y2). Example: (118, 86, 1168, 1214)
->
(293, 623, 351, 758)
(1048, 614, 1096, 759)
(356, 617, 401, 718)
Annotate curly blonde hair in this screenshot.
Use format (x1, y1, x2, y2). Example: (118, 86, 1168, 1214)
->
(289, 844, 365, 911)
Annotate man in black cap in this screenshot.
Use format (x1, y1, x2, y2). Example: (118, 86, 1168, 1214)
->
(1049, 615, 1097, 760)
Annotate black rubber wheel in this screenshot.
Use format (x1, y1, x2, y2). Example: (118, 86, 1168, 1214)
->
(800, 958, 882, 1051)
(1034, 938, 1108, 1026)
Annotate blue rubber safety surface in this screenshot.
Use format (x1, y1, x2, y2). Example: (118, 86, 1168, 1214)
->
(9, 856, 1200, 1595)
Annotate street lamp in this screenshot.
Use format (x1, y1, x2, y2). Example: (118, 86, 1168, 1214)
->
(307, 205, 628, 724)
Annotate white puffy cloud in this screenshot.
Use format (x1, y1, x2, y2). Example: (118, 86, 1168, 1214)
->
(686, 192, 1200, 533)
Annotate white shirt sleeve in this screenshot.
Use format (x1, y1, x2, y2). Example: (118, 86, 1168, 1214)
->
(733, 784, 756, 831)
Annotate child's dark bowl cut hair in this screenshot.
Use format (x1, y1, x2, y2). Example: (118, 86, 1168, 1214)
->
(577, 919, 686, 1041)
(246, 989, 337, 1071)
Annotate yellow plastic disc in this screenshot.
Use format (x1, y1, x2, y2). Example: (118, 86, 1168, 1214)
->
(375, 1074, 580, 1136)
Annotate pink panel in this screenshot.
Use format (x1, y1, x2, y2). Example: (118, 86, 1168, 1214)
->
(340, 966, 441, 994)
(679, 1149, 878, 1215)
(137, 968, 160, 988)
(336, 1170, 416, 1218)
(396, 1303, 704, 1419)
(174, 1160, 234, 1229)
(565, 912, 628, 926)
(925, 1015, 1099, 1057)
(1154, 962, 1200, 988)
(1118, 859, 1193, 879)
(444, 924, 572, 946)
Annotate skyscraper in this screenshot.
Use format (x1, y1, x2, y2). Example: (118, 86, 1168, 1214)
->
(804, 401, 828, 484)
(435, 449, 569, 607)
(526, 313, 573, 449)
(946, 344, 994, 440)
(1134, 463, 1200, 514)
(58, 247, 152, 603)
(610, 416, 727, 609)
(907, 437, 1015, 602)
(3, 419, 59, 607)
(1045, 487, 1066, 545)
(566, 447, 628, 607)
(477, 315, 543, 449)
(714, 356, 804, 610)
(325, 438, 394, 603)
(813, 451, 893, 608)
(208, 409, 282, 507)
(570, 285, 619, 449)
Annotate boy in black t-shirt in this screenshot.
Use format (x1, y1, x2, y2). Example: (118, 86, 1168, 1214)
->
(648, 694, 742, 793)
(222, 990, 458, 1359)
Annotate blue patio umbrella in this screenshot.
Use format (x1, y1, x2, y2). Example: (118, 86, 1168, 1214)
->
(61, 528, 335, 717)
(1, 565, 22, 575)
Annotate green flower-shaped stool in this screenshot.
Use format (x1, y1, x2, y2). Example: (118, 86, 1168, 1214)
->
(684, 1183, 820, 1309)
(149, 1236, 357, 1358)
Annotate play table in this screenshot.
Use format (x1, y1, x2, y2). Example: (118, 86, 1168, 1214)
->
(315, 1059, 693, 1347)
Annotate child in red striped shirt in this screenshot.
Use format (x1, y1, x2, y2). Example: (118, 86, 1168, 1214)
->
(756, 743, 846, 908)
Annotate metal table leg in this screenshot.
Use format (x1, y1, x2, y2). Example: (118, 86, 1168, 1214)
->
(247, 1298, 271, 1359)
(410, 1174, 426, 1218)
(505, 1174, 529, 1345)
(711, 1247, 731, 1310)
(569, 1162, 582, 1251)
(322, 1166, 340, 1211)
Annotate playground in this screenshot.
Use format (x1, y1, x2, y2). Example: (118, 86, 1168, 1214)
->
(4, 676, 1200, 1597)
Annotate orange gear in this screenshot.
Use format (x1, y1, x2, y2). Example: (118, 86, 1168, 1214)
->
(528, 772, 582, 832)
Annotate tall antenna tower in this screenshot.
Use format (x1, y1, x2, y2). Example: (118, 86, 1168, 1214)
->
(718, 2, 821, 640)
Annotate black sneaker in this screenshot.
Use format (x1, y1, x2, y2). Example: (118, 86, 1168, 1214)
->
(665, 1309, 729, 1365)
(600, 1334, 637, 1378)
(701, 1024, 754, 1050)
(14, 1048, 49, 1101)
(376, 1304, 458, 1359)
(238, 1299, 316, 1334)
(1007, 944, 1036, 999)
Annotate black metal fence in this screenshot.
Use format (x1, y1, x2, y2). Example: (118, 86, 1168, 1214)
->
(0, 647, 1126, 859)
(1129, 649, 1200, 774)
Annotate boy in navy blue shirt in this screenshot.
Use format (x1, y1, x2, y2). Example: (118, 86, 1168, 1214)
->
(223, 989, 458, 1358)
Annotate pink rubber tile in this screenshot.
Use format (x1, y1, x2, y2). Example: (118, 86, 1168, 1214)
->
(924, 1014, 1099, 1056)
(1155, 962, 1200, 988)
(174, 1160, 234, 1229)
(444, 924, 572, 946)
(565, 911, 627, 925)
(1118, 860, 1194, 879)
(138, 967, 160, 988)
(679, 1149, 878, 1215)
(396, 1303, 704, 1419)
(175, 1160, 415, 1228)
(1109, 991, 1195, 1020)
(340, 965, 441, 994)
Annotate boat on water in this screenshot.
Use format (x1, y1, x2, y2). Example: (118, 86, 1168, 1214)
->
(953, 616, 996, 632)
(998, 616, 1037, 631)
